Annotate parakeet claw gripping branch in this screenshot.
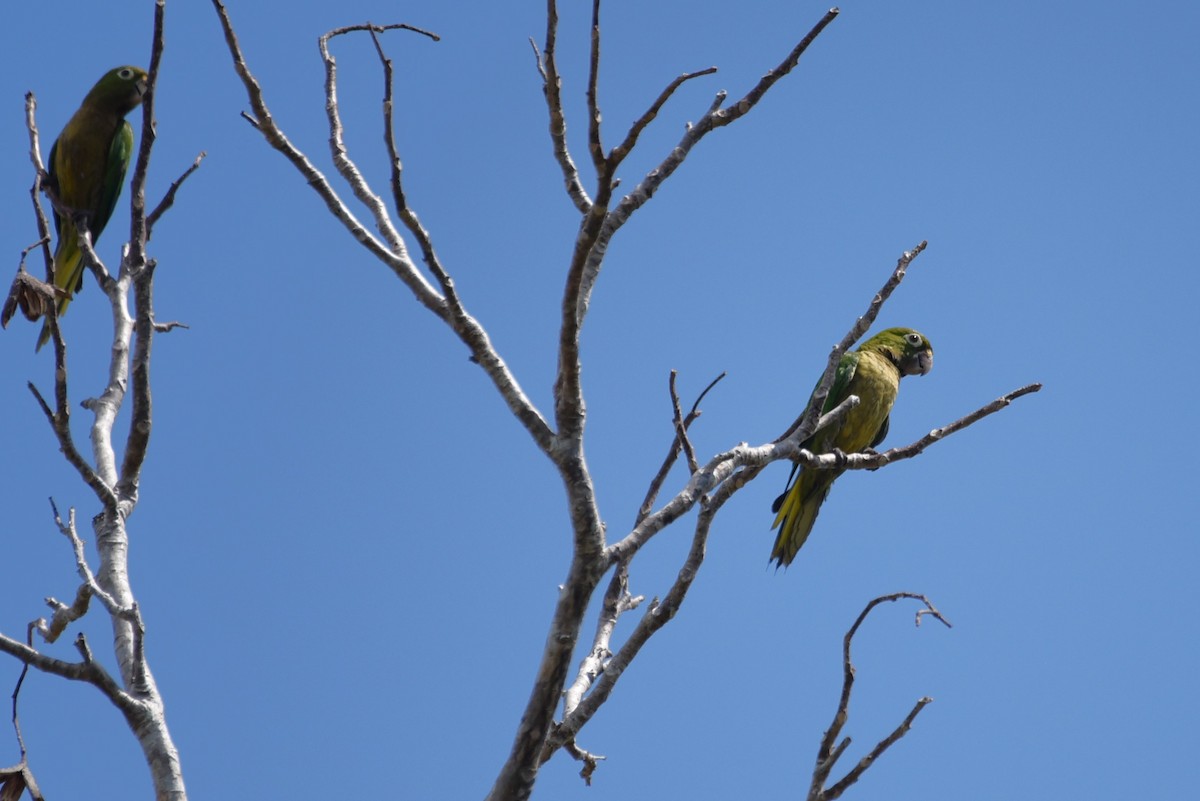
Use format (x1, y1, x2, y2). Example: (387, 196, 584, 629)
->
(770, 327, 934, 567)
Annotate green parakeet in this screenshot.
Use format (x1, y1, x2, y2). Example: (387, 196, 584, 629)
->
(36, 65, 148, 351)
(770, 327, 934, 567)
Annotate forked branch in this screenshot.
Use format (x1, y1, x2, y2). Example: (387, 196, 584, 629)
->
(808, 593, 950, 801)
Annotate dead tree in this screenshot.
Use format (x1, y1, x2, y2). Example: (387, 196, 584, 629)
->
(209, 3, 1038, 800)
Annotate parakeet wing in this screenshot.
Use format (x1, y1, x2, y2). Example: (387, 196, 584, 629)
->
(805, 349, 860, 446)
(93, 121, 134, 242)
(772, 350, 862, 513)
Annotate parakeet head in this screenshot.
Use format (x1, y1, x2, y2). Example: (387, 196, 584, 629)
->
(863, 327, 933, 377)
(83, 66, 148, 115)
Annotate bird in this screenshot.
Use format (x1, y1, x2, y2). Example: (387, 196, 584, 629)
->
(770, 327, 934, 567)
(36, 65, 148, 351)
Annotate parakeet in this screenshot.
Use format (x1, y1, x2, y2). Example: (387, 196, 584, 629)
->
(770, 327, 934, 567)
(36, 65, 148, 351)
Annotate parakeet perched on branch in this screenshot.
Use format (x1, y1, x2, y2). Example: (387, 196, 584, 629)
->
(770, 327, 933, 567)
(36, 65, 148, 351)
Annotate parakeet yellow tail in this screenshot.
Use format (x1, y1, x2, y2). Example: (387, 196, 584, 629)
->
(770, 467, 837, 567)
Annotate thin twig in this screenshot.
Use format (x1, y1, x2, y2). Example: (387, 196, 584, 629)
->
(635, 371, 725, 525)
(23, 93, 54, 283)
(586, 0, 605, 174)
(712, 7, 840, 132)
(49, 499, 127, 616)
(670, 372, 700, 474)
(530, 0, 591, 212)
(364, 25, 456, 307)
(318, 25, 414, 265)
(608, 66, 717, 167)
(26, 382, 116, 506)
(575, 9, 842, 330)
(146, 151, 206, 240)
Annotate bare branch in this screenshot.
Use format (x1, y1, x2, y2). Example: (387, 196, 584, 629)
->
(118, 257, 156, 503)
(126, 0, 165, 273)
(808, 592, 950, 801)
(635, 371, 724, 526)
(714, 8, 840, 132)
(212, 1, 440, 310)
(49, 499, 129, 618)
(0, 631, 137, 722)
(4, 652, 46, 801)
(823, 697, 933, 800)
(146, 151, 206, 240)
(586, 0, 605, 174)
(574, 9, 841, 329)
(605, 6, 840, 232)
(865, 382, 1043, 465)
(26, 382, 116, 507)
(530, 0, 591, 212)
(558, 561, 644, 728)
(608, 66, 718, 168)
(318, 25, 419, 269)
(212, 1, 557, 455)
(547, 496, 722, 756)
(23, 93, 55, 285)
(0, 634, 93, 687)
(788, 382, 1044, 473)
(364, 26, 456, 306)
(670, 372, 700, 474)
(35, 584, 92, 646)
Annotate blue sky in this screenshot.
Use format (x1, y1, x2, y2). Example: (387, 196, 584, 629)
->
(1, 1, 1197, 798)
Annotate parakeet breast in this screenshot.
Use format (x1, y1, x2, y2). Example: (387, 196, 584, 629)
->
(56, 108, 122, 208)
(831, 350, 899, 453)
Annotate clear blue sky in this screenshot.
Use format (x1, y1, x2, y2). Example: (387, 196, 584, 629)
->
(1, 1, 1196, 798)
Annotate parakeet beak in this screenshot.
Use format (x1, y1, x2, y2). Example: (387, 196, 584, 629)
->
(915, 349, 933, 376)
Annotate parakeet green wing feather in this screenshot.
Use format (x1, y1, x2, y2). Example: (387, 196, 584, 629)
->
(771, 349, 860, 513)
(94, 121, 134, 244)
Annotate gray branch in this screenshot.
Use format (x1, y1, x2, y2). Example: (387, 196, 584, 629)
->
(212, 1, 556, 456)
(808, 593, 950, 801)
(531, 0, 592, 212)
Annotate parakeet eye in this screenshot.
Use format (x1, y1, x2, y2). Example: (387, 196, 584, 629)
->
(906, 332, 922, 346)
(118, 68, 135, 80)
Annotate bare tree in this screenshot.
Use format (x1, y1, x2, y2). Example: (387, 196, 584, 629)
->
(206, 3, 1038, 801)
